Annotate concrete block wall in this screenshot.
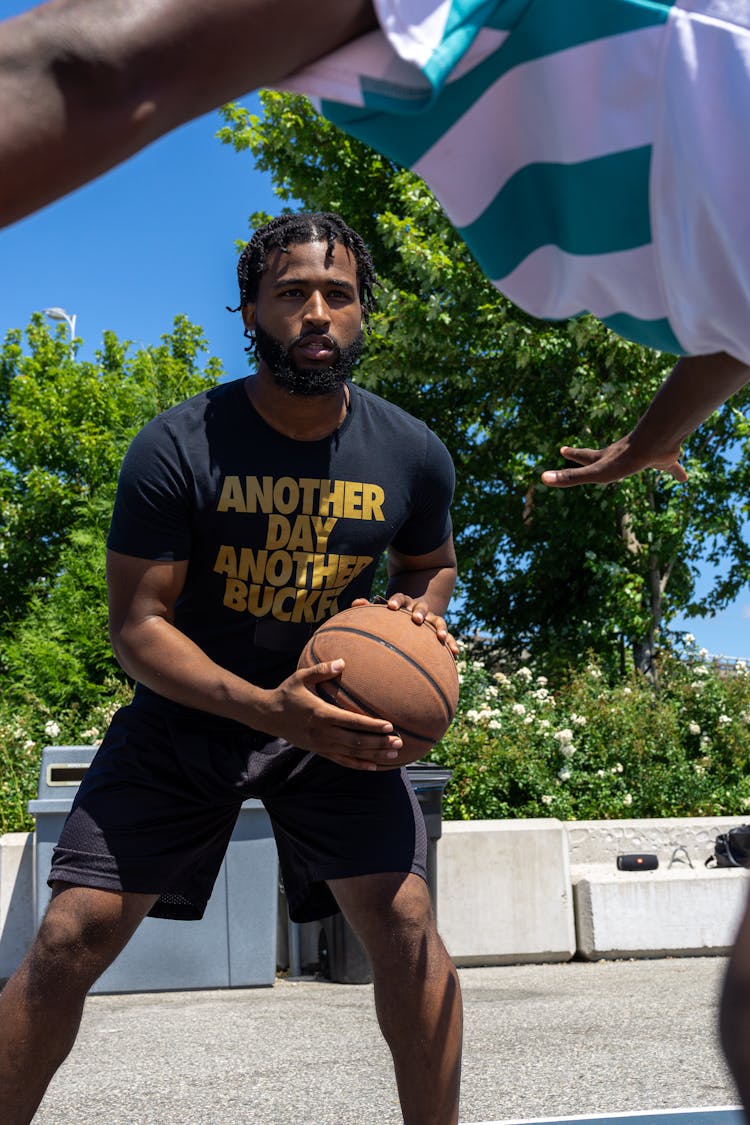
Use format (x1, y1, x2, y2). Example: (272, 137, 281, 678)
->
(436, 819, 576, 965)
(567, 815, 750, 869)
(567, 815, 750, 960)
(573, 865, 749, 959)
(4, 815, 750, 980)
(0, 832, 33, 981)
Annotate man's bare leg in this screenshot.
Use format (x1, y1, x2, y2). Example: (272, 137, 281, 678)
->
(329, 872, 462, 1125)
(0, 883, 158, 1125)
(719, 886, 750, 1111)
(0, 0, 377, 228)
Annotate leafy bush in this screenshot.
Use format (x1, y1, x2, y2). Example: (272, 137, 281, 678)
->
(0, 677, 133, 835)
(428, 639, 750, 821)
(0, 315, 222, 834)
(5, 637, 750, 834)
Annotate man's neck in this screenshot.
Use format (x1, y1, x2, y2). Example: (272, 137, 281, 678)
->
(244, 369, 350, 441)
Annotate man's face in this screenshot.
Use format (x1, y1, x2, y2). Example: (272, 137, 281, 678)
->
(242, 239, 364, 395)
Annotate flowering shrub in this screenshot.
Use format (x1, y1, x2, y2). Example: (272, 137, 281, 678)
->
(428, 640, 750, 821)
(4, 639, 750, 833)
(0, 677, 133, 834)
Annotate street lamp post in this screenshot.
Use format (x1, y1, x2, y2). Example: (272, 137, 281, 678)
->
(43, 306, 77, 356)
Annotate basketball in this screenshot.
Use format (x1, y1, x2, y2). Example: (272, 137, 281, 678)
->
(297, 603, 460, 766)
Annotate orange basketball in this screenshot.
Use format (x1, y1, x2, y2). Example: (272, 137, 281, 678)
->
(297, 603, 459, 766)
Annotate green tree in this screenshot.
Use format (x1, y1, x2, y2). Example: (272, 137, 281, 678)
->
(0, 314, 223, 712)
(219, 93, 750, 674)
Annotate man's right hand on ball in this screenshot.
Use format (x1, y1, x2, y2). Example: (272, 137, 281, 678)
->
(258, 659, 403, 770)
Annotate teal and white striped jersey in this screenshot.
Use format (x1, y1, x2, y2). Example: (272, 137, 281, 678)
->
(283, 0, 750, 362)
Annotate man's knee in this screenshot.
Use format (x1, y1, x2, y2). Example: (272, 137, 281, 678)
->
(333, 873, 438, 966)
(25, 885, 154, 996)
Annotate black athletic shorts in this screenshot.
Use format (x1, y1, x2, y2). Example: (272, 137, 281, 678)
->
(49, 703, 427, 922)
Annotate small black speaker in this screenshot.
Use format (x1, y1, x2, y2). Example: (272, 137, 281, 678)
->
(616, 853, 658, 871)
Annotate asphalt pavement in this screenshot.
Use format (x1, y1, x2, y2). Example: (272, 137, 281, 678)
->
(28, 955, 742, 1124)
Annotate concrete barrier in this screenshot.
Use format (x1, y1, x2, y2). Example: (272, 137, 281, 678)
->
(4, 815, 750, 977)
(568, 816, 750, 960)
(573, 864, 749, 959)
(0, 832, 33, 982)
(567, 815, 750, 868)
(436, 819, 576, 965)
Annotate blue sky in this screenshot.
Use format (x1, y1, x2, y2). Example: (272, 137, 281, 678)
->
(1, 1, 748, 657)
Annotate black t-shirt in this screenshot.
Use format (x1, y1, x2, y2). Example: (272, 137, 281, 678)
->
(108, 377, 455, 703)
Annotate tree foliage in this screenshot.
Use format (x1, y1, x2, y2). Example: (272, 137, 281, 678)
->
(0, 314, 223, 713)
(219, 93, 750, 673)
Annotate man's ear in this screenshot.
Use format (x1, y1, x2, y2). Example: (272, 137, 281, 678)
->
(241, 304, 256, 332)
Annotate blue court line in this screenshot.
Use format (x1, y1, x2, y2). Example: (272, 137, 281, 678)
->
(464, 1108, 745, 1125)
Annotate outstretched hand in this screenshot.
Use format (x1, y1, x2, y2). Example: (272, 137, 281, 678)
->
(540, 352, 750, 488)
(540, 435, 688, 488)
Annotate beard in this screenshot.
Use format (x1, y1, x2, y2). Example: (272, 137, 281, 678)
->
(254, 321, 364, 396)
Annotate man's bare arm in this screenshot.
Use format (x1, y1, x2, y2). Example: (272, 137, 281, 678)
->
(107, 549, 403, 769)
(541, 351, 750, 488)
(0, 0, 376, 228)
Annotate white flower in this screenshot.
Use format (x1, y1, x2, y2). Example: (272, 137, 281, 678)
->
(587, 666, 603, 679)
(493, 672, 509, 685)
(488, 719, 502, 730)
(466, 709, 481, 723)
(561, 743, 576, 758)
(736, 660, 748, 674)
(698, 648, 709, 660)
(23, 739, 36, 751)
(571, 713, 587, 726)
(515, 666, 533, 682)
(538, 719, 551, 730)
(531, 687, 550, 702)
(456, 660, 467, 674)
(44, 720, 60, 739)
(718, 714, 732, 725)
(691, 681, 705, 691)
(553, 728, 574, 744)
(472, 661, 484, 672)
(684, 633, 696, 645)
(596, 769, 606, 778)
(81, 727, 100, 741)
(742, 797, 750, 810)
(541, 795, 553, 806)
(558, 767, 572, 782)
(622, 686, 632, 695)
(484, 685, 499, 699)
(524, 714, 535, 725)
(693, 664, 710, 676)
(512, 703, 526, 716)
(623, 793, 633, 807)
(536, 676, 548, 687)
(612, 762, 624, 774)
(688, 721, 701, 735)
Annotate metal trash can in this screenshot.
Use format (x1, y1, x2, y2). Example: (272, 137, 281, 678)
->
(293, 762, 452, 984)
(29, 745, 279, 993)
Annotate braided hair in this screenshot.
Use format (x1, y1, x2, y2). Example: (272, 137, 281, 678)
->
(236, 212, 379, 327)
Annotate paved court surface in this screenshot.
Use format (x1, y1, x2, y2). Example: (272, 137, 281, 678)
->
(31, 957, 741, 1124)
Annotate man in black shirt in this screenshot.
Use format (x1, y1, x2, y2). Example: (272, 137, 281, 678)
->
(0, 213, 462, 1125)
